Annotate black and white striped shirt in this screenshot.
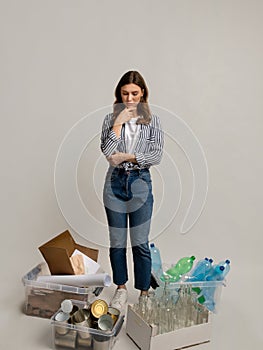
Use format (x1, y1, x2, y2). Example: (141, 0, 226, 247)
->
(100, 113, 164, 169)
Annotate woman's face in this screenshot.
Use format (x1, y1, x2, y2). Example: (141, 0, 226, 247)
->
(120, 83, 144, 107)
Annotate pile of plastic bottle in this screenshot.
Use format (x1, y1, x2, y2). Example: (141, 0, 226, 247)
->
(132, 244, 231, 334)
(149, 243, 231, 313)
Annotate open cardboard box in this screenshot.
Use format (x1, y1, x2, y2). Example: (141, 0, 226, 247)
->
(22, 230, 101, 318)
(38, 230, 98, 275)
(126, 305, 212, 350)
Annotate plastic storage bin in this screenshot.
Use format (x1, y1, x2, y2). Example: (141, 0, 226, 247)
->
(126, 280, 225, 350)
(155, 279, 225, 313)
(22, 262, 103, 318)
(51, 300, 124, 350)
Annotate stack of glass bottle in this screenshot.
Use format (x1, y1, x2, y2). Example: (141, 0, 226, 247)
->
(132, 277, 209, 335)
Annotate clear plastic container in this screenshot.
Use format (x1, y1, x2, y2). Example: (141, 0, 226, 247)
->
(51, 300, 124, 350)
(22, 262, 103, 318)
(155, 278, 225, 314)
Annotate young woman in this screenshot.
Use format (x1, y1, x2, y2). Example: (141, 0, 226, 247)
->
(101, 70, 164, 310)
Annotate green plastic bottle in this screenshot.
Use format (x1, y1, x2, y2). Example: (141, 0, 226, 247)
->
(161, 256, 196, 282)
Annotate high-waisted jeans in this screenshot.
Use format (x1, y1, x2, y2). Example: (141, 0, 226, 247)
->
(103, 166, 153, 290)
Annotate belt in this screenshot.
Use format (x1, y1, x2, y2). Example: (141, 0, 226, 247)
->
(116, 167, 149, 173)
(119, 168, 140, 171)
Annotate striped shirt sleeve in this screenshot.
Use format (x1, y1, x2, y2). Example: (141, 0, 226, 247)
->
(100, 113, 120, 157)
(134, 115, 164, 167)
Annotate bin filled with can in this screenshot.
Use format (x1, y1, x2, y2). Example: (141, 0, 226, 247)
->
(51, 299, 124, 350)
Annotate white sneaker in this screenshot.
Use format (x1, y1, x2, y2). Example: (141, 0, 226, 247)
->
(109, 288, 128, 311)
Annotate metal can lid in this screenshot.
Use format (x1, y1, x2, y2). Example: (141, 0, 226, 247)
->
(98, 314, 114, 331)
(55, 311, 69, 322)
(91, 299, 108, 319)
(108, 307, 120, 316)
(61, 299, 73, 314)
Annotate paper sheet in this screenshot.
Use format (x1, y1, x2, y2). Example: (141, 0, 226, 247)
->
(72, 249, 100, 274)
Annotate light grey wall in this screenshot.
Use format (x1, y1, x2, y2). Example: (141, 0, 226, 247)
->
(1, 1, 263, 349)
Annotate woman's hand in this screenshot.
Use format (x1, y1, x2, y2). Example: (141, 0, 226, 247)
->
(107, 153, 127, 166)
(115, 106, 137, 125)
(112, 106, 137, 138)
(107, 152, 137, 166)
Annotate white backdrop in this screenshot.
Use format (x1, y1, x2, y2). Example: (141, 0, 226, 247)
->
(1, 1, 263, 349)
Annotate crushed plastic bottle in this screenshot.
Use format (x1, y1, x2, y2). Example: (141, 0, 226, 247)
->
(161, 256, 196, 282)
(197, 259, 231, 312)
(185, 257, 213, 282)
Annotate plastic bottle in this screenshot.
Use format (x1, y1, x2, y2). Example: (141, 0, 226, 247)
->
(199, 260, 231, 312)
(162, 256, 196, 282)
(187, 258, 213, 299)
(217, 259, 230, 279)
(186, 257, 213, 282)
(149, 243, 163, 277)
(206, 264, 225, 281)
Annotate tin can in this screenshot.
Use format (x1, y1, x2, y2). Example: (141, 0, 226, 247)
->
(82, 308, 92, 327)
(93, 333, 111, 350)
(91, 299, 108, 319)
(77, 333, 92, 347)
(107, 307, 120, 325)
(54, 311, 70, 335)
(72, 309, 87, 325)
(70, 304, 79, 316)
(54, 330, 77, 349)
(69, 308, 89, 340)
(61, 299, 73, 314)
(98, 314, 114, 331)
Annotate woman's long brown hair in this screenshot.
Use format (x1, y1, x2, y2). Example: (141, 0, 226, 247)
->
(113, 71, 152, 125)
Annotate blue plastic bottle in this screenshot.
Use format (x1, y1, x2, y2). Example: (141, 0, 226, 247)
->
(200, 260, 231, 312)
(217, 259, 230, 279)
(149, 243, 163, 277)
(188, 257, 213, 282)
(206, 265, 225, 281)
(206, 259, 231, 281)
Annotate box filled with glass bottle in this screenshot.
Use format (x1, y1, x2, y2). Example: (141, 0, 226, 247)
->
(126, 280, 224, 350)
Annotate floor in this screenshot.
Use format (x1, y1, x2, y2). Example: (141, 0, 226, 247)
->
(1, 260, 262, 350)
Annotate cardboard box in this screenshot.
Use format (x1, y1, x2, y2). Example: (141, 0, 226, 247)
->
(38, 230, 98, 275)
(22, 231, 101, 318)
(126, 305, 212, 350)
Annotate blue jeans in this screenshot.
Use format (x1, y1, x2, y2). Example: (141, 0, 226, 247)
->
(103, 167, 153, 290)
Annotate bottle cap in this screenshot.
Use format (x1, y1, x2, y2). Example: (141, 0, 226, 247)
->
(150, 243, 155, 248)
